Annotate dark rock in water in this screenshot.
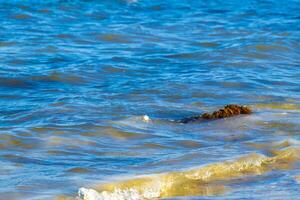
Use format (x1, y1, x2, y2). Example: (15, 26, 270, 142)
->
(178, 104, 252, 124)
(201, 104, 252, 119)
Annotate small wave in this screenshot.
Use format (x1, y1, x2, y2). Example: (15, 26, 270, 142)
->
(296, 175, 300, 182)
(112, 115, 153, 131)
(78, 187, 158, 200)
(255, 103, 300, 110)
(30, 72, 86, 85)
(78, 147, 300, 200)
(0, 77, 33, 89)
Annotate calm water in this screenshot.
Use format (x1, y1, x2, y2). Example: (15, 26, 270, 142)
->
(1, 0, 300, 199)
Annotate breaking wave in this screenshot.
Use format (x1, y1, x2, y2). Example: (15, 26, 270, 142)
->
(78, 147, 300, 200)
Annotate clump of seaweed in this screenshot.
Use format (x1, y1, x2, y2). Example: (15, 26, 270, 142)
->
(179, 104, 252, 123)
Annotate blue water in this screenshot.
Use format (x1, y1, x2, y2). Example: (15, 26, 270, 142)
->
(1, 0, 300, 199)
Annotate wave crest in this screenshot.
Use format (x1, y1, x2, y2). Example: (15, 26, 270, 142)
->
(78, 147, 300, 200)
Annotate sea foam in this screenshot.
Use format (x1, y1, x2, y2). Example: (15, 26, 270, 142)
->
(78, 146, 300, 200)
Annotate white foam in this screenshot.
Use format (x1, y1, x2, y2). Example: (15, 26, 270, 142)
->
(78, 187, 159, 200)
(142, 115, 150, 122)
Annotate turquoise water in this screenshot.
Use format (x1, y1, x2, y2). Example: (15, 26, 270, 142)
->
(1, 0, 300, 199)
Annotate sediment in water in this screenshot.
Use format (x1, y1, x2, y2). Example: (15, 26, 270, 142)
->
(78, 146, 300, 200)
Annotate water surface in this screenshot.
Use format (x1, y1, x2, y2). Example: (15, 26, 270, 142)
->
(0, 0, 300, 199)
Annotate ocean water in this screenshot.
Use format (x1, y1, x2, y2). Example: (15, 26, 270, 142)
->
(1, 0, 300, 199)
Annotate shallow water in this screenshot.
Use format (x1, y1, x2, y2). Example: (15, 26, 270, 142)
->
(0, 0, 300, 199)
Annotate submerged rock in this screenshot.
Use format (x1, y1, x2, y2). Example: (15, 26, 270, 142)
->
(179, 104, 252, 123)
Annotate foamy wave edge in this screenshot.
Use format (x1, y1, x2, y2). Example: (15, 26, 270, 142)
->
(78, 187, 159, 200)
(77, 146, 300, 200)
